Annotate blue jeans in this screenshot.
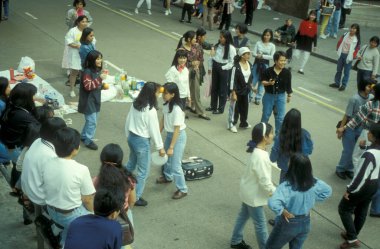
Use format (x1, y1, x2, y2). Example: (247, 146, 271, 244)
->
(3, 0, 9, 17)
(163, 130, 188, 193)
(334, 53, 353, 87)
(266, 215, 310, 249)
(0, 142, 10, 164)
(356, 69, 372, 86)
(81, 112, 99, 145)
(370, 180, 380, 215)
(325, 9, 341, 36)
(261, 93, 286, 136)
(47, 205, 91, 246)
(252, 63, 267, 101)
(125, 132, 151, 200)
(336, 126, 362, 173)
(231, 203, 268, 249)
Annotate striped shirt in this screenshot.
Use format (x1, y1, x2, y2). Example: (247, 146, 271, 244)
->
(346, 100, 380, 130)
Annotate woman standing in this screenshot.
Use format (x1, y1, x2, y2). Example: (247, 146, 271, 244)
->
(291, 10, 318, 75)
(135, 0, 152, 15)
(319, 0, 334, 38)
(218, 0, 234, 30)
(266, 154, 332, 249)
(251, 29, 276, 105)
(230, 123, 276, 249)
(125, 82, 166, 207)
(156, 83, 188, 199)
(356, 36, 379, 86)
(0, 77, 11, 165)
(270, 108, 313, 182)
(62, 15, 89, 98)
(228, 47, 252, 133)
(78, 50, 106, 151)
(329, 23, 361, 91)
(66, 0, 93, 29)
(180, 0, 195, 23)
(79, 27, 96, 67)
(338, 122, 380, 249)
(207, 30, 236, 114)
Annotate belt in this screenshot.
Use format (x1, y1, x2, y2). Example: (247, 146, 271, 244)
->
(48, 205, 75, 214)
(213, 60, 227, 66)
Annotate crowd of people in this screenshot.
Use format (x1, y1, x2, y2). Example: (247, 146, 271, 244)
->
(1, 0, 380, 249)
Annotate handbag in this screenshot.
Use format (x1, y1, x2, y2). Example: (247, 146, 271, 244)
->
(321, 5, 334, 15)
(352, 45, 368, 71)
(116, 210, 134, 245)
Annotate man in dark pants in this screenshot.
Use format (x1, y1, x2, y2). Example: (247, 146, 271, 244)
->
(244, 0, 258, 26)
(339, 0, 351, 29)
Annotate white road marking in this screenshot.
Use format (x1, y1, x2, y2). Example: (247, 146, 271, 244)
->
(25, 12, 38, 20)
(171, 32, 182, 38)
(297, 87, 332, 102)
(143, 19, 160, 27)
(94, 0, 110, 5)
(119, 9, 133, 16)
(354, 2, 380, 7)
(104, 60, 122, 72)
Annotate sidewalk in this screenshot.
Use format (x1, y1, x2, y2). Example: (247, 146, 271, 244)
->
(229, 4, 380, 74)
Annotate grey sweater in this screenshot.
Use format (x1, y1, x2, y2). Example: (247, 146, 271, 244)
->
(357, 46, 380, 76)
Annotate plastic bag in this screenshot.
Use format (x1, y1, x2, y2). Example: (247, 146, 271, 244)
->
(17, 56, 35, 72)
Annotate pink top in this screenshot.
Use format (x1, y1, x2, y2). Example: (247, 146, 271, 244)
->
(342, 36, 353, 54)
(77, 9, 84, 17)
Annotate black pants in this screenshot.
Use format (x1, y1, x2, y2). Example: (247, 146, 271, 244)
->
(10, 163, 21, 188)
(219, 4, 231, 30)
(339, 8, 348, 28)
(233, 94, 249, 127)
(338, 183, 377, 241)
(181, 3, 193, 22)
(180, 97, 187, 110)
(244, 0, 254, 25)
(210, 61, 229, 112)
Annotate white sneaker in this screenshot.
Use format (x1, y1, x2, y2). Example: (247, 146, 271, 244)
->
(242, 124, 252, 129)
(165, 10, 169, 15)
(333, 34, 337, 39)
(135, 8, 139, 14)
(147, 10, 152, 15)
(70, 91, 76, 98)
(230, 126, 238, 133)
(168, 9, 172, 14)
(320, 34, 327, 39)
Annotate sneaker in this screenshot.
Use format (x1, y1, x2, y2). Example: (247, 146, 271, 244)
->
(179, 19, 185, 23)
(320, 34, 327, 39)
(298, 70, 304, 75)
(333, 34, 338, 39)
(165, 10, 169, 15)
(186, 20, 192, 24)
(2, 16, 8, 21)
(339, 86, 346, 91)
(240, 124, 251, 129)
(254, 100, 260, 105)
(70, 90, 76, 97)
(329, 83, 340, 88)
(168, 9, 172, 14)
(335, 171, 347, 180)
(340, 240, 360, 249)
(85, 141, 98, 150)
(135, 198, 148, 206)
(134, 8, 139, 14)
(230, 126, 238, 133)
(345, 171, 354, 179)
(231, 240, 252, 249)
(172, 190, 187, 199)
(147, 10, 152, 15)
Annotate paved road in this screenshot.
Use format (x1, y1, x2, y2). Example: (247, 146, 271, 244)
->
(0, 1, 379, 249)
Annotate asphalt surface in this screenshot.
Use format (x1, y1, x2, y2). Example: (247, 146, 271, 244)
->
(0, 1, 379, 249)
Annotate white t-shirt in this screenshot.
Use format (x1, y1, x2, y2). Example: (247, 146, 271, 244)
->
(163, 104, 186, 132)
(165, 66, 190, 99)
(242, 63, 251, 83)
(43, 157, 95, 210)
(125, 105, 164, 150)
(21, 138, 57, 205)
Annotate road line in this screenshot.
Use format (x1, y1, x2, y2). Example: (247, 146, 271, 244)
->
(25, 12, 38, 20)
(354, 2, 380, 7)
(94, 0, 110, 5)
(104, 60, 122, 72)
(297, 87, 332, 102)
(89, 0, 179, 40)
(119, 9, 133, 16)
(293, 89, 345, 114)
(171, 32, 182, 38)
(143, 19, 160, 27)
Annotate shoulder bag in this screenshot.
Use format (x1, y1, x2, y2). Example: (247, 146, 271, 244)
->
(352, 45, 368, 71)
(116, 210, 134, 245)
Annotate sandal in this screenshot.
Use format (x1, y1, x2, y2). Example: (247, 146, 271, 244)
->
(9, 188, 22, 197)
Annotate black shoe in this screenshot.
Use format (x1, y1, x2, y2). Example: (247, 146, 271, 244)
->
(231, 240, 252, 249)
(186, 20, 192, 24)
(339, 86, 346, 91)
(179, 19, 184, 23)
(329, 83, 340, 88)
(24, 218, 33, 225)
(268, 219, 275, 226)
(205, 107, 214, 112)
(135, 198, 148, 206)
(370, 213, 380, 218)
(345, 171, 354, 179)
(85, 141, 98, 150)
(212, 110, 223, 114)
(198, 114, 210, 120)
(254, 100, 260, 105)
(298, 70, 304, 75)
(335, 171, 347, 180)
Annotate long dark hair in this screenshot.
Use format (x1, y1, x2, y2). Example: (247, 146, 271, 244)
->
(261, 28, 273, 42)
(351, 23, 361, 45)
(285, 153, 315, 192)
(84, 50, 102, 71)
(176, 30, 196, 49)
(97, 144, 130, 195)
(216, 30, 233, 59)
(247, 122, 273, 153)
(279, 108, 302, 156)
(163, 82, 183, 112)
(133, 82, 160, 111)
(369, 122, 380, 146)
(0, 76, 9, 101)
(80, 27, 94, 44)
(9, 83, 37, 113)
